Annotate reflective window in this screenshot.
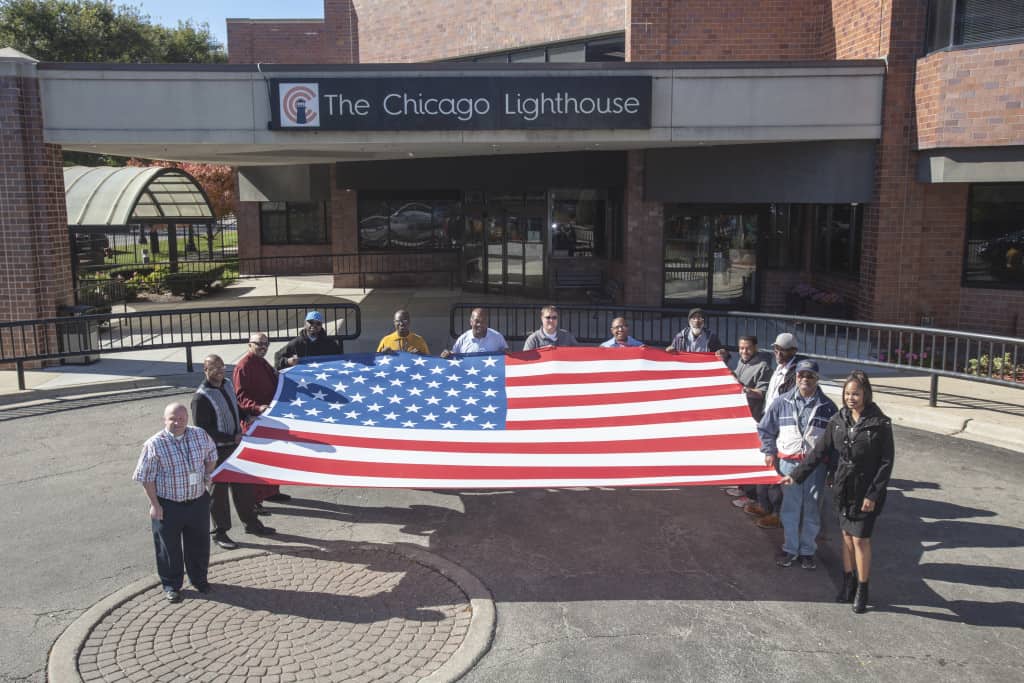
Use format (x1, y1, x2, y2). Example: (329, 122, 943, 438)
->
(259, 202, 329, 245)
(926, 0, 1024, 52)
(964, 183, 1024, 287)
(357, 193, 462, 250)
(812, 204, 863, 276)
(454, 33, 625, 63)
(550, 190, 607, 259)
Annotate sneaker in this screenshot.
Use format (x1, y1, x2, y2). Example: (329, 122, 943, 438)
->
(731, 496, 754, 508)
(743, 503, 768, 517)
(776, 553, 799, 568)
(724, 487, 744, 497)
(800, 555, 817, 570)
(756, 514, 781, 529)
(193, 582, 213, 594)
(213, 532, 238, 550)
(164, 589, 182, 603)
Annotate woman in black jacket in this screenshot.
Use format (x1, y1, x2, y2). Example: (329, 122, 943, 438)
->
(781, 370, 895, 613)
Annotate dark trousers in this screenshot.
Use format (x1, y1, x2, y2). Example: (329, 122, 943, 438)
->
(153, 492, 210, 591)
(210, 445, 257, 533)
(757, 484, 783, 515)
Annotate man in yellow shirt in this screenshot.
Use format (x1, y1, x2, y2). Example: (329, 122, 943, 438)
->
(376, 308, 430, 354)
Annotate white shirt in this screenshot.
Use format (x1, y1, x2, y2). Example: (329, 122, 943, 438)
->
(450, 328, 508, 355)
(766, 357, 796, 408)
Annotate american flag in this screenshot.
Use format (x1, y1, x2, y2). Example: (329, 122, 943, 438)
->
(213, 346, 779, 488)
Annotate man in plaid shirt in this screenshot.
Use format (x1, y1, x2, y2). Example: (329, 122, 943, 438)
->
(133, 403, 218, 603)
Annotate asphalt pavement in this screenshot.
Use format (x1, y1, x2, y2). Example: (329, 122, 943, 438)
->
(1, 278, 1022, 682)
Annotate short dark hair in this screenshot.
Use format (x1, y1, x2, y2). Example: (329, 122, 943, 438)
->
(844, 370, 874, 405)
(738, 335, 758, 345)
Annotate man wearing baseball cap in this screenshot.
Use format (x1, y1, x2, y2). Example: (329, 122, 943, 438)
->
(757, 358, 838, 569)
(665, 308, 729, 361)
(274, 310, 342, 370)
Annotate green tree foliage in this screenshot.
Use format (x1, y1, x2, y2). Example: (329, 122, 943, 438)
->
(0, 0, 225, 63)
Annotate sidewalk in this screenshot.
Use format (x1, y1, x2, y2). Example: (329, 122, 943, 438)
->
(2, 276, 1021, 453)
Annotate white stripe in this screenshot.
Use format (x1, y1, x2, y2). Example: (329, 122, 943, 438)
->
(507, 392, 748, 422)
(216, 460, 778, 489)
(238, 437, 767, 467)
(260, 409, 754, 443)
(506, 358, 726, 377)
(506, 374, 738, 398)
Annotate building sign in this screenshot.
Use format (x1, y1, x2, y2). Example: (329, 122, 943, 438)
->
(270, 77, 651, 131)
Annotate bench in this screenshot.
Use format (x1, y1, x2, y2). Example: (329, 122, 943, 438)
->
(587, 278, 622, 304)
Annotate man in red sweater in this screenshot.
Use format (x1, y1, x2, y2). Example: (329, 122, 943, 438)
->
(233, 332, 291, 505)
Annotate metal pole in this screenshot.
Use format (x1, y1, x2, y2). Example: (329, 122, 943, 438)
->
(929, 373, 939, 408)
(186, 345, 194, 373)
(274, 274, 279, 297)
(16, 360, 25, 390)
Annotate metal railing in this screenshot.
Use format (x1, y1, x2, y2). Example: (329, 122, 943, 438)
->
(449, 303, 1024, 404)
(75, 249, 461, 304)
(1, 303, 361, 390)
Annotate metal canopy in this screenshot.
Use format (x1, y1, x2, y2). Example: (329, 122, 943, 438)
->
(64, 166, 214, 228)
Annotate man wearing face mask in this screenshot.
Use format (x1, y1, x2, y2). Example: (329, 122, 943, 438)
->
(275, 311, 342, 369)
(666, 308, 729, 361)
(192, 355, 274, 550)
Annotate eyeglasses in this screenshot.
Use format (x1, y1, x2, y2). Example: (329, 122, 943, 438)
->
(543, 316, 558, 320)
(796, 372, 818, 379)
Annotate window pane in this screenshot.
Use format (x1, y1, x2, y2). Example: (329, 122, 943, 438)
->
(812, 204, 862, 275)
(550, 190, 606, 258)
(259, 202, 289, 244)
(965, 183, 1024, 286)
(287, 202, 328, 244)
(585, 35, 626, 62)
(763, 204, 803, 269)
(956, 0, 1024, 45)
(359, 199, 391, 249)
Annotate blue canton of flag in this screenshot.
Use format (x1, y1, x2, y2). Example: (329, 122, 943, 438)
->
(272, 352, 509, 430)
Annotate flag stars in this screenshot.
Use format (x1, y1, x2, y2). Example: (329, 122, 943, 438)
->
(283, 412, 297, 419)
(446, 374, 461, 382)
(482, 357, 498, 367)
(480, 421, 496, 429)
(375, 371, 388, 378)
(367, 403, 382, 412)
(328, 402, 344, 411)
(370, 385, 386, 395)
(394, 364, 409, 373)
(464, 381, 479, 390)
(344, 410, 360, 419)
(483, 389, 498, 397)
(405, 404, 421, 413)
(388, 395, 403, 404)
(353, 376, 367, 384)
(445, 388, 460, 397)
(389, 378, 404, 387)
(315, 372, 329, 381)
(323, 416, 337, 423)
(430, 366, 445, 375)
(410, 373, 424, 381)
(407, 387, 423, 396)
(444, 405, 458, 414)
(296, 378, 309, 388)
(305, 408, 321, 417)
(465, 366, 480, 376)
(311, 390, 326, 400)
(461, 413, 478, 423)
(425, 396, 441, 406)
(290, 397, 306, 407)
(423, 413, 439, 422)
(362, 419, 378, 426)
(349, 393, 365, 403)
(427, 380, 441, 389)
(333, 381, 348, 392)
(402, 420, 417, 428)
(483, 375, 497, 383)
(412, 357, 428, 366)
(383, 411, 398, 420)
(441, 421, 456, 429)
(377, 356, 392, 365)
(482, 404, 498, 414)
(462, 396, 479, 406)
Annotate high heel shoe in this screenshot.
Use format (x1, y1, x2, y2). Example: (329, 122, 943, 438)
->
(835, 571, 857, 603)
(852, 581, 869, 614)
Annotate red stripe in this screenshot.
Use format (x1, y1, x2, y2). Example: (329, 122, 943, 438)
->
(507, 382, 740, 408)
(236, 447, 774, 481)
(507, 405, 753, 430)
(506, 346, 720, 364)
(506, 367, 731, 386)
(250, 425, 761, 454)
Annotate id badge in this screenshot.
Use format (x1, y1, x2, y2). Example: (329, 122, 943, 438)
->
(188, 471, 201, 487)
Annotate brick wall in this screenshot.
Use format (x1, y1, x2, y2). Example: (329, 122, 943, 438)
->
(916, 43, 1024, 150)
(353, 0, 624, 63)
(958, 288, 1024, 337)
(227, 1, 357, 64)
(0, 70, 75, 362)
(628, 0, 828, 62)
(826, 0, 888, 59)
(621, 151, 664, 306)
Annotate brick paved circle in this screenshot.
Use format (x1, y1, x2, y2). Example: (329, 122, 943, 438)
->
(52, 545, 494, 683)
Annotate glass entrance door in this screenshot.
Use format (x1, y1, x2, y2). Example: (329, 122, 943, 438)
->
(463, 191, 546, 294)
(664, 206, 760, 307)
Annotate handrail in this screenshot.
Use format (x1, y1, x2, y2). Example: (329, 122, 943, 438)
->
(448, 303, 1024, 404)
(1, 303, 361, 390)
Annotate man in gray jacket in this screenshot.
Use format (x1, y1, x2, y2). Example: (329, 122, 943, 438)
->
(523, 305, 578, 350)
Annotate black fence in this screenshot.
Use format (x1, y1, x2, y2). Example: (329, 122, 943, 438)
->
(449, 303, 1024, 403)
(1, 303, 361, 390)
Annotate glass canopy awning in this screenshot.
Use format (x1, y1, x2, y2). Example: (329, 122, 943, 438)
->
(64, 166, 214, 227)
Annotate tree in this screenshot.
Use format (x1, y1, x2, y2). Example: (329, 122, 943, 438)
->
(127, 158, 236, 218)
(0, 0, 225, 63)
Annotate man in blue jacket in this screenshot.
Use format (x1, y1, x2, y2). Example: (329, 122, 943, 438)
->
(757, 359, 837, 569)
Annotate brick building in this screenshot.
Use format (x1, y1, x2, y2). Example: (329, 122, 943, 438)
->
(2, 1, 1022, 334)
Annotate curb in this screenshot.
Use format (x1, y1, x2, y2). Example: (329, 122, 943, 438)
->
(48, 544, 495, 683)
(0, 375, 198, 408)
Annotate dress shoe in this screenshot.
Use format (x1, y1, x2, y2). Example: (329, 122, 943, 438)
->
(213, 532, 238, 550)
(255, 504, 271, 516)
(756, 514, 781, 529)
(245, 523, 277, 536)
(193, 582, 212, 594)
(164, 589, 182, 603)
(743, 503, 768, 517)
(265, 492, 292, 503)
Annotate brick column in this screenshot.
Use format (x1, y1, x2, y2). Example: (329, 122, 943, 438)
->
(0, 50, 74, 357)
(622, 151, 664, 306)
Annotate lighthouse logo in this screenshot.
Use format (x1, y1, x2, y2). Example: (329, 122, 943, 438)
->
(280, 83, 320, 127)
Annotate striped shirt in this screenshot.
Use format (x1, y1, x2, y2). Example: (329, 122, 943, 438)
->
(132, 426, 217, 501)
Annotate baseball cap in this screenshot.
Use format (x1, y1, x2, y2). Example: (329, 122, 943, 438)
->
(305, 311, 324, 323)
(773, 332, 798, 350)
(795, 359, 820, 376)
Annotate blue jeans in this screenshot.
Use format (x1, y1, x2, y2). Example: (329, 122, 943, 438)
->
(778, 458, 825, 556)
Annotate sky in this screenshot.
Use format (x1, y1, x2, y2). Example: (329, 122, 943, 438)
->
(131, 1, 326, 49)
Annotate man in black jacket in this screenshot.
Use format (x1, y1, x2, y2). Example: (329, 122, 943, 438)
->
(275, 310, 342, 370)
(192, 354, 275, 550)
